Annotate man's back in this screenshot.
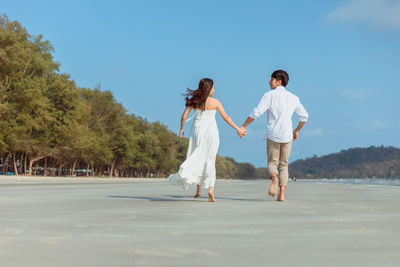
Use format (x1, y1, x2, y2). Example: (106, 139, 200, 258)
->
(249, 86, 308, 142)
(240, 69, 309, 201)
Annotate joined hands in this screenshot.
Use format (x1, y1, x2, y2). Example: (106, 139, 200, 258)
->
(237, 127, 247, 138)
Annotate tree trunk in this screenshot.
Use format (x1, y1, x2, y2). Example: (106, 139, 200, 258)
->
(20, 152, 24, 175)
(28, 156, 45, 176)
(86, 163, 90, 177)
(110, 160, 116, 178)
(13, 151, 19, 175)
(58, 164, 64, 176)
(52, 159, 57, 176)
(5, 151, 11, 173)
(91, 164, 95, 177)
(44, 157, 47, 176)
(24, 152, 27, 175)
(28, 160, 33, 176)
(71, 160, 77, 176)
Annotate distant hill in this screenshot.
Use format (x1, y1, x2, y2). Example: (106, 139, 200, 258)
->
(289, 146, 400, 179)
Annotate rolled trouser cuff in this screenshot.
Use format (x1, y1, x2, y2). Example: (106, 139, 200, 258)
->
(267, 165, 279, 177)
(278, 164, 289, 186)
(278, 174, 288, 186)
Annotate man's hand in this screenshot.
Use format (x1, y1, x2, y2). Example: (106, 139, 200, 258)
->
(293, 130, 299, 141)
(179, 129, 184, 139)
(237, 127, 247, 138)
(293, 122, 305, 141)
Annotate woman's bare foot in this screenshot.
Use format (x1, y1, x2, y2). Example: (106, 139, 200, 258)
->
(208, 187, 216, 202)
(268, 175, 278, 197)
(208, 192, 216, 202)
(194, 185, 201, 198)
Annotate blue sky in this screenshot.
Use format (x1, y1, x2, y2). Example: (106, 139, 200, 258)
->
(2, 0, 400, 167)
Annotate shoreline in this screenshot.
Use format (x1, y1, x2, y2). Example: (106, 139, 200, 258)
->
(1, 175, 398, 181)
(0, 175, 399, 187)
(1, 175, 398, 179)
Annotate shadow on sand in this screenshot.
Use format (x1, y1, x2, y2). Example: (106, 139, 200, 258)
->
(108, 195, 269, 202)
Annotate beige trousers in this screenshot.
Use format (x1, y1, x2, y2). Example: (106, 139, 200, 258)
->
(267, 139, 292, 186)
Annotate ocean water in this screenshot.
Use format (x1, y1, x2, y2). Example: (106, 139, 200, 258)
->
(296, 178, 400, 187)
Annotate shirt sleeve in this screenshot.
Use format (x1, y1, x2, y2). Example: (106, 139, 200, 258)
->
(249, 93, 270, 119)
(295, 98, 308, 122)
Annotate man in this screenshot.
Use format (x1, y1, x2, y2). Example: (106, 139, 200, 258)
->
(238, 70, 308, 201)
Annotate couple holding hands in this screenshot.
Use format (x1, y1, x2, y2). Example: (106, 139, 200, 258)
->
(168, 70, 308, 202)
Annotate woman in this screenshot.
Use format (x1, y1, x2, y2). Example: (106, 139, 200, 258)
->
(168, 78, 245, 202)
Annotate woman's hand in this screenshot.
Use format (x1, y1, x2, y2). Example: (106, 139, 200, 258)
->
(180, 106, 192, 139)
(237, 127, 246, 138)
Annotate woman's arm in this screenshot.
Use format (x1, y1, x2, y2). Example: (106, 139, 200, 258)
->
(216, 100, 242, 132)
(179, 106, 193, 138)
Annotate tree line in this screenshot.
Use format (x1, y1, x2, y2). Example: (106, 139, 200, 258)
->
(0, 14, 266, 178)
(289, 146, 400, 178)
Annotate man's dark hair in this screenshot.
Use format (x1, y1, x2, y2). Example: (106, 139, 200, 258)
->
(271, 70, 289, 87)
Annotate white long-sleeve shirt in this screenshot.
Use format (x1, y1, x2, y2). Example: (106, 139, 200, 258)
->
(249, 86, 308, 143)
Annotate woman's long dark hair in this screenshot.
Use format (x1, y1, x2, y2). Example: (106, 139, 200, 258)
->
(183, 78, 214, 110)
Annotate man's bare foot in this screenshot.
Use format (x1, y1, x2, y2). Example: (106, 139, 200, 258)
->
(276, 185, 286, 201)
(268, 176, 278, 197)
(277, 197, 286, 201)
(194, 194, 201, 198)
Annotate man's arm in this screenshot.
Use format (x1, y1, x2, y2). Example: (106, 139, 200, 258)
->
(239, 93, 270, 137)
(293, 121, 305, 141)
(236, 117, 254, 138)
(293, 98, 308, 141)
(241, 117, 254, 128)
(294, 99, 308, 122)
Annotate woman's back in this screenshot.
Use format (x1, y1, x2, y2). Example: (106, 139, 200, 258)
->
(169, 77, 243, 202)
(169, 100, 219, 192)
(204, 97, 219, 111)
(192, 97, 219, 121)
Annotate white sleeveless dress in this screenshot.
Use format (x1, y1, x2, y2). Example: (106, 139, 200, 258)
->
(168, 109, 219, 189)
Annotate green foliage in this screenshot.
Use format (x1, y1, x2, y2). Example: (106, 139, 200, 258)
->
(216, 156, 239, 178)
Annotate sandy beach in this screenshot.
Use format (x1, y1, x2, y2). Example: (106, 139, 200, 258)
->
(0, 177, 399, 267)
